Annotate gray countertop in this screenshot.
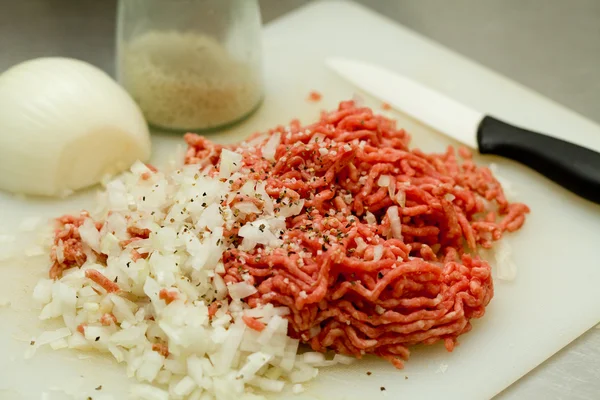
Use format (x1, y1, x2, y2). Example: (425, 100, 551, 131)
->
(1, 1, 599, 399)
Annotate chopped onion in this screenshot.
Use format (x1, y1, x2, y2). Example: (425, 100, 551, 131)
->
(248, 376, 285, 392)
(395, 189, 406, 208)
(234, 202, 261, 215)
(365, 211, 377, 225)
(355, 237, 368, 253)
(262, 133, 281, 162)
(228, 282, 258, 300)
(28, 143, 334, 398)
(373, 245, 384, 262)
(387, 206, 402, 240)
(289, 363, 319, 383)
(236, 352, 273, 382)
(219, 149, 243, 178)
(377, 175, 391, 187)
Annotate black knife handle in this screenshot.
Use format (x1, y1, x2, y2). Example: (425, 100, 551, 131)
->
(477, 116, 600, 204)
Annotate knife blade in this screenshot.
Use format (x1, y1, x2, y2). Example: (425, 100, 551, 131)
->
(326, 57, 600, 204)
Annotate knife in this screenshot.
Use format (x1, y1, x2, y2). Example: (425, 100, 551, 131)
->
(326, 57, 600, 204)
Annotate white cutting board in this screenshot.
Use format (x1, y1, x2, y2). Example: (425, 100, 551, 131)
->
(2, 1, 600, 399)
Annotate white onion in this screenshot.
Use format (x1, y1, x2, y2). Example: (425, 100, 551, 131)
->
(236, 352, 273, 382)
(173, 376, 197, 397)
(365, 211, 377, 225)
(0, 58, 150, 196)
(228, 282, 258, 300)
(377, 175, 391, 187)
(234, 201, 261, 215)
(262, 133, 281, 162)
(302, 352, 326, 365)
(219, 149, 243, 178)
(136, 349, 165, 382)
(32, 279, 53, 304)
(257, 315, 286, 345)
(278, 199, 305, 218)
(289, 363, 319, 383)
(388, 178, 396, 200)
(373, 245, 384, 262)
(395, 189, 406, 208)
(355, 237, 368, 253)
(79, 218, 101, 252)
(387, 206, 403, 240)
(248, 376, 285, 392)
(292, 384, 305, 394)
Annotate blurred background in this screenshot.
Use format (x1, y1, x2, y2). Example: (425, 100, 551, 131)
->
(1, 0, 598, 123)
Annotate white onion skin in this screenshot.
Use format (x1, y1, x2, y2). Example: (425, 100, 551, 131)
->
(0, 57, 151, 196)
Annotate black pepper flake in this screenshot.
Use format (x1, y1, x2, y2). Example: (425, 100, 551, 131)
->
(259, 224, 266, 232)
(378, 272, 384, 279)
(366, 371, 372, 376)
(201, 203, 207, 207)
(113, 276, 118, 283)
(380, 387, 386, 391)
(321, 244, 327, 252)
(95, 385, 102, 390)
(405, 376, 408, 380)
(95, 337, 100, 342)
(30, 340, 35, 346)
(126, 261, 131, 268)
(203, 192, 207, 196)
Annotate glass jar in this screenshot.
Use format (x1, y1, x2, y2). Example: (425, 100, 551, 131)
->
(116, 0, 263, 132)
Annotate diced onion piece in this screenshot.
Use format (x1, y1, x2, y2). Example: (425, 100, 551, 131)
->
(365, 211, 377, 225)
(395, 189, 406, 208)
(79, 218, 101, 252)
(228, 282, 257, 300)
(262, 133, 281, 162)
(236, 352, 273, 382)
(377, 175, 391, 187)
(387, 206, 402, 240)
(219, 149, 243, 178)
(373, 245, 384, 262)
(248, 376, 285, 392)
